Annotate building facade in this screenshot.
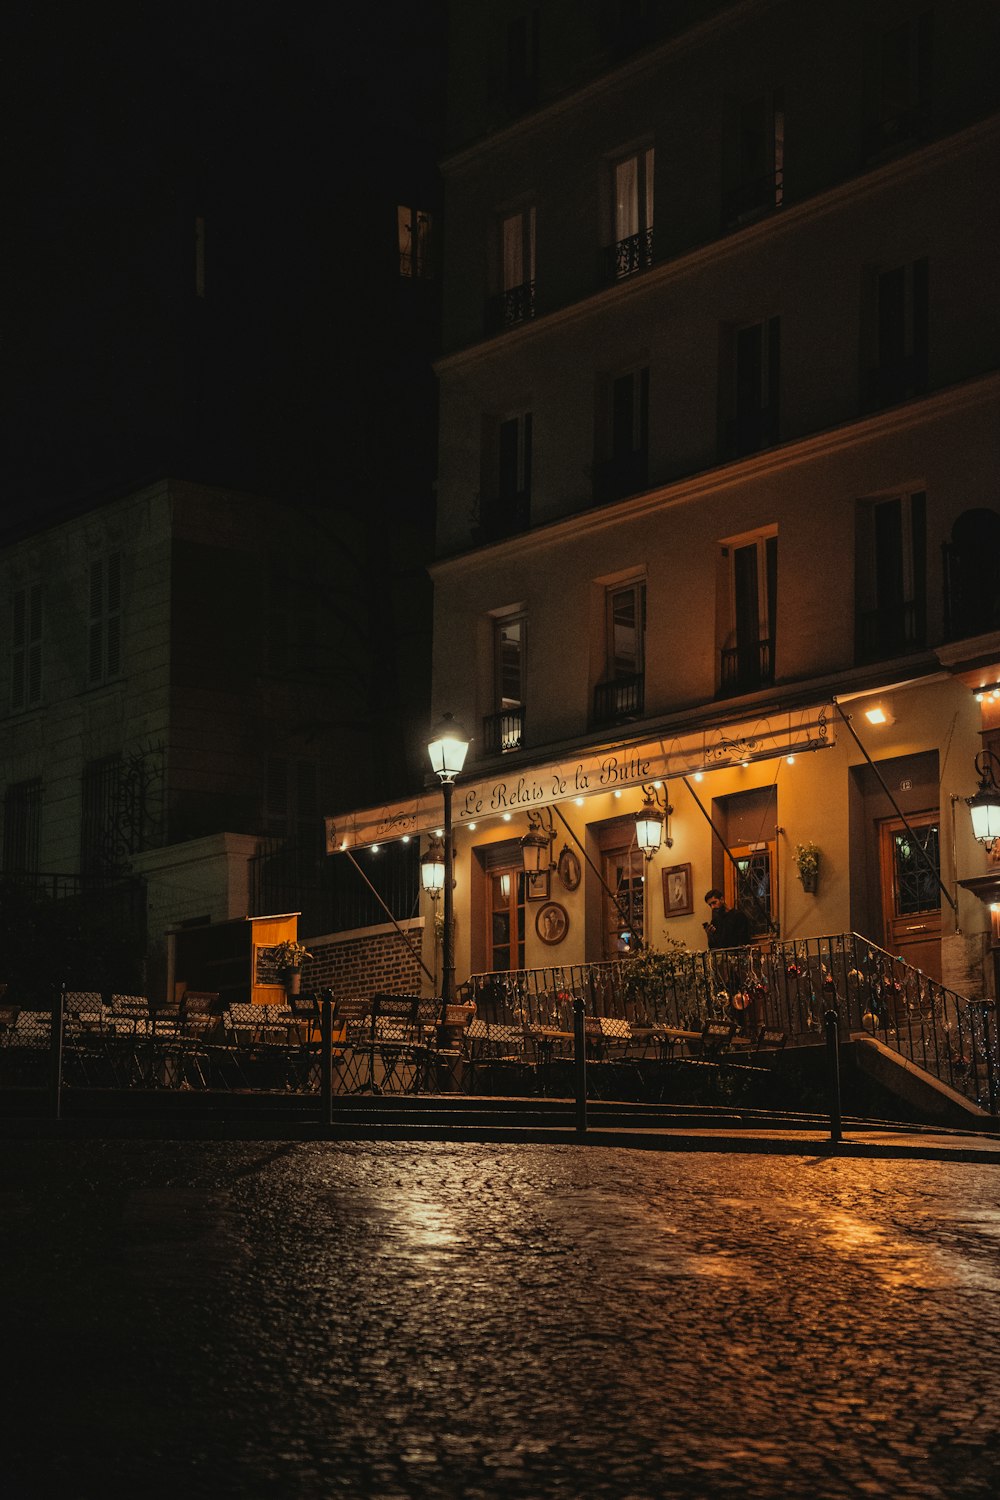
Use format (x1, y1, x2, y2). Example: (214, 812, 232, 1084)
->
(334, 0, 1000, 1002)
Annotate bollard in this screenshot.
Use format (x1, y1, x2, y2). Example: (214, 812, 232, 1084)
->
(824, 1008, 842, 1145)
(573, 995, 587, 1135)
(320, 991, 334, 1128)
(51, 984, 66, 1122)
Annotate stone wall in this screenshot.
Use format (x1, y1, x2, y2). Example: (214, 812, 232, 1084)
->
(303, 918, 428, 999)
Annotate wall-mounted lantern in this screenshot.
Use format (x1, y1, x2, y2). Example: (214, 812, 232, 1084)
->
(967, 750, 1000, 850)
(635, 783, 673, 861)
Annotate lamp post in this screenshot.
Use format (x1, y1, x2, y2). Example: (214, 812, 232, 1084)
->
(967, 750, 1000, 851)
(427, 713, 469, 1003)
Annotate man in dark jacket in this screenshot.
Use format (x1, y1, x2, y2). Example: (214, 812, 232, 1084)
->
(703, 888, 751, 949)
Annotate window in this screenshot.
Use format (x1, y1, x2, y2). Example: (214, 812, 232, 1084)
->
(485, 612, 526, 755)
(478, 411, 532, 540)
(397, 206, 433, 279)
(718, 529, 777, 695)
(88, 552, 122, 686)
(594, 579, 645, 723)
(491, 207, 536, 329)
(864, 12, 932, 157)
(714, 786, 778, 938)
(596, 367, 648, 502)
(11, 582, 42, 711)
(81, 756, 125, 876)
(723, 318, 780, 457)
(722, 91, 784, 228)
(602, 842, 645, 958)
(863, 260, 929, 411)
(607, 146, 654, 279)
(855, 491, 927, 661)
(489, 868, 526, 971)
(504, 10, 539, 111)
(265, 757, 318, 842)
(3, 779, 42, 873)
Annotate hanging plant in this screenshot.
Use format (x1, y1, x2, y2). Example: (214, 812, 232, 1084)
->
(795, 842, 820, 891)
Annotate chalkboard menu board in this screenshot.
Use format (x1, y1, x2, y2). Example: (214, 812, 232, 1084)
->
(253, 944, 286, 986)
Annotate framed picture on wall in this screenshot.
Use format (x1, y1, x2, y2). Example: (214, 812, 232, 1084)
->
(527, 869, 550, 901)
(662, 863, 693, 918)
(536, 901, 569, 945)
(557, 845, 581, 891)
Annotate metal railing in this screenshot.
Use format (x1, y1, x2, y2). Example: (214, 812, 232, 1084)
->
(482, 707, 525, 755)
(719, 636, 774, 695)
(592, 672, 644, 725)
(486, 280, 536, 333)
(463, 933, 999, 1115)
(603, 228, 654, 282)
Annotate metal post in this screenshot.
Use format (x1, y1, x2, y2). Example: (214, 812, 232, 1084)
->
(824, 1008, 842, 1145)
(442, 779, 455, 1005)
(573, 994, 588, 1135)
(51, 984, 65, 1121)
(320, 991, 333, 1128)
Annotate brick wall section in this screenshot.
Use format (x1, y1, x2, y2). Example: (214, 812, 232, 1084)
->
(302, 918, 428, 1000)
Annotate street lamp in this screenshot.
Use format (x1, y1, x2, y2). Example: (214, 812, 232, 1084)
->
(520, 808, 556, 875)
(635, 784, 673, 860)
(967, 750, 1000, 849)
(420, 835, 446, 899)
(427, 713, 469, 1003)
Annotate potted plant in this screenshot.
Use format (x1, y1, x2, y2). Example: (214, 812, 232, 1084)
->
(794, 842, 820, 893)
(269, 939, 312, 995)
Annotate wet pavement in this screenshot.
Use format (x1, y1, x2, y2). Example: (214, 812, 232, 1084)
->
(2, 1139, 1000, 1499)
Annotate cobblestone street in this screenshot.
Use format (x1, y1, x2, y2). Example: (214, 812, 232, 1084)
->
(2, 1139, 999, 1498)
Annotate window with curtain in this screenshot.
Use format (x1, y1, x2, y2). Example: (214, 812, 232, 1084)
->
(610, 147, 653, 277)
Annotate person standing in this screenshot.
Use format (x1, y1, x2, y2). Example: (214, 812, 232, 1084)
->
(703, 889, 751, 950)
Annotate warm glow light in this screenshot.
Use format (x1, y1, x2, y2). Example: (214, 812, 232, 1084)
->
(786, 756, 795, 765)
(401, 835, 410, 843)
(503, 812, 512, 821)
(468, 822, 476, 831)
(371, 844, 379, 852)
(614, 790, 622, 799)
(575, 796, 585, 806)
(865, 704, 894, 725)
(694, 772, 703, 782)
(426, 712, 470, 783)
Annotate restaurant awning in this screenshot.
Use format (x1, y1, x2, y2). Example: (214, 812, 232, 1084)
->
(326, 704, 835, 854)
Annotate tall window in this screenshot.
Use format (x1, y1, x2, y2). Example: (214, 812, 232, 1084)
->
(489, 867, 526, 972)
(719, 530, 777, 695)
(865, 12, 932, 156)
(608, 146, 654, 279)
(594, 579, 645, 723)
(725, 317, 780, 457)
(3, 779, 42, 873)
(486, 613, 526, 754)
(480, 412, 532, 539)
(88, 552, 122, 686)
(504, 9, 539, 110)
(81, 756, 125, 876)
(397, 206, 433, 279)
(11, 582, 42, 711)
(864, 260, 929, 411)
(493, 207, 536, 328)
(722, 91, 784, 227)
(265, 757, 318, 843)
(598, 367, 648, 502)
(855, 492, 927, 661)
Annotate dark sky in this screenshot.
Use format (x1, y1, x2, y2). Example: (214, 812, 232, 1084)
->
(5, 1, 448, 530)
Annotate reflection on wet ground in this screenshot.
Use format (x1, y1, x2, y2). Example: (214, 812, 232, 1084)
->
(2, 1141, 999, 1498)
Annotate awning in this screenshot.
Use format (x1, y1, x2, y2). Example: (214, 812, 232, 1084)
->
(325, 705, 834, 853)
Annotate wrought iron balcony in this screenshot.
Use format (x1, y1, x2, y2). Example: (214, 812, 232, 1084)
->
(856, 601, 924, 663)
(720, 638, 774, 696)
(724, 406, 778, 459)
(594, 448, 648, 505)
(593, 673, 644, 725)
(482, 707, 525, 755)
(486, 281, 536, 333)
(603, 229, 654, 283)
(862, 352, 929, 413)
(722, 168, 783, 230)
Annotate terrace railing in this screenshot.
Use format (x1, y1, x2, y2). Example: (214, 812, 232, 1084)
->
(462, 932, 998, 1116)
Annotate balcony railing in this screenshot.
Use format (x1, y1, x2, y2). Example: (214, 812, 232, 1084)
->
(862, 352, 928, 413)
(603, 228, 654, 283)
(482, 707, 525, 756)
(593, 673, 644, 725)
(486, 280, 536, 333)
(724, 405, 778, 459)
(856, 600, 924, 663)
(720, 637, 774, 696)
(722, 168, 783, 230)
(594, 448, 648, 504)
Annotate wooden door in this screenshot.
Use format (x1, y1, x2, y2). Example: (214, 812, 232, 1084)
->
(488, 868, 525, 972)
(602, 845, 645, 958)
(878, 813, 942, 981)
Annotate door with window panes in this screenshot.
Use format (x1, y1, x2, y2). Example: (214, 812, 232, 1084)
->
(878, 812, 941, 981)
(723, 841, 776, 939)
(602, 845, 645, 958)
(488, 867, 526, 972)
